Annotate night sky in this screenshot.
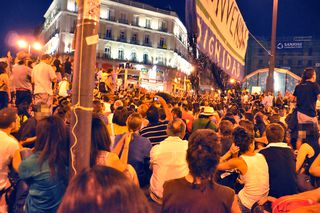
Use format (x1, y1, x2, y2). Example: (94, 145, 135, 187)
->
(1, 0, 320, 55)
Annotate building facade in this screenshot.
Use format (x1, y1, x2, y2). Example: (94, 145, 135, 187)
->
(245, 36, 320, 78)
(40, 0, 193, 92)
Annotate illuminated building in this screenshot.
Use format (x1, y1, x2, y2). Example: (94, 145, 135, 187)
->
(40, 0, 193, 92)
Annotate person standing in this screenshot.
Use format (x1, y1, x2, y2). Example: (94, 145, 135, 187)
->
(293, 67, 320, 130)
(0, 61, 10, 109)
(32, 54, 57, 110)
(11, 52, 32, 109)
(63, 57, 72, 82)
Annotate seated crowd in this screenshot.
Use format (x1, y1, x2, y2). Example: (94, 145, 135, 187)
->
(0, 55, 320, 213)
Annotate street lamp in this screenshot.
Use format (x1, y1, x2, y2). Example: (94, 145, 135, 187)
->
(17, 39, 43, 54)
(266, 0, 279, 92)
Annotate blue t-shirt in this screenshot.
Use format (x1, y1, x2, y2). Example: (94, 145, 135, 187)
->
(114, 133, 152, 186)
(19, 153, 67, 213)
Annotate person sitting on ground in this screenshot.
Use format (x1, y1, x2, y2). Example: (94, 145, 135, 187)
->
(57, 166, 152, 213)
(259, 123, 298, 198)
(0, 108, 20, 212)
(90, 115, 138, 185)
(218, 127, 269, 213)
(162, 129, 241, 213)
(296, 124, 320, 180)
(18, 116, 69, 213)
(218, 120, 234, 156)
(192, 106, 217, 132)
(149, 118, 189, 204)
(140, 96, 172, 146)
(114, 113, 152, 187)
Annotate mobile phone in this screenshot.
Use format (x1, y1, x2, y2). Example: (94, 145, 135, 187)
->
(153, 97, 158, 101)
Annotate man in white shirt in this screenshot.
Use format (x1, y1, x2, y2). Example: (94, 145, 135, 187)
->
(0, 108, 19, 212)
(32, 54, 57, 110)
(149, 118, 189, 204)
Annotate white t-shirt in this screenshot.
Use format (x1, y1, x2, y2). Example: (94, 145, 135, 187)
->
(238, 153, 269, 209)
(150, 137, 189, 198)
(0, 130, 19, 190)
(58, 80, 69, 97)
(32, 62, 56, 95)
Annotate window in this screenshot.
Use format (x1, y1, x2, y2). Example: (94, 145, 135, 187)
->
(131, 33, 138, 43)
(106, 29, 112, 39)
(133, 16, 139, 26)
(144, 35, 150, 45)
(131, 51, 137, 61)
(143, 53, 149, 64)
(104, 46, 111, 58)
(258, 48, 264, 56)
(160, 21, 167, 32)
(118, 49, 124, 60)
(308, 48, 313, 56)
(119, 31, 126, 41)
(159, 38, 166, 48)
(298, 60, 302, 66)
(288, 59, 292, 65)
(258, 59, 263, 65)
(146, 19, 151, 28)
(119, 13, 128, 24)
(308, 60, 313, 66)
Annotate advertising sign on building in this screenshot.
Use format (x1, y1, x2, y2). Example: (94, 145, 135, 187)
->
(187, 0, 249, 80)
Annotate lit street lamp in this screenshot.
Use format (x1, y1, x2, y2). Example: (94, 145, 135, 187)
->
(17, 39, 43, 54)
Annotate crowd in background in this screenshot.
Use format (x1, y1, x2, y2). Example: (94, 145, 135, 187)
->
(0, 52, 320, 213)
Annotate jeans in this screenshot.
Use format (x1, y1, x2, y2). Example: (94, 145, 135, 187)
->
(0, 91, 8, 109)
(238, 195, 251, 213)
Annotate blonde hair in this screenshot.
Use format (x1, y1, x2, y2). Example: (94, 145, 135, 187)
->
(127, 113, 142, 132)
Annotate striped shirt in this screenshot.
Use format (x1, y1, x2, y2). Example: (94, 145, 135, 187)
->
(139, 120, 169, 146)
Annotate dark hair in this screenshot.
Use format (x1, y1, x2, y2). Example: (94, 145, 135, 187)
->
(266, 123, 285, 143)
(91, 116, 112, 167)
(187, 129, 221, 189)
(41, 54, 52, 61)
(158, 108, 166, 121)
(0, 107, 17, 129)
(57, 166, 152, 213)
(146, 105, 159, 124)
(221, 116, 236, 125)
(233, 127, 254, 154)
(127, 112, 142, 132)
(93, 100, 103, 113)
(218, 120, 233, 136)
(171, 107, 182, 118)
(34, 116, 69, 179)
(112, 107, 132, 126)
(239, 119, 254, 135)
(0, 62, 8, 74)
(301, 67, 315, 83)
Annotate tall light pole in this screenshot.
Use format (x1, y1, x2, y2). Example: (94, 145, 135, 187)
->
(266, 0, 278, 92)
(70, 0, 101, 177)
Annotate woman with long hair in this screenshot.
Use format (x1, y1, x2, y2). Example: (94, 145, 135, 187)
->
(162, 129, 241, 213)
(218, 127, 269, 213)
(91, 115, 138, 185)
(18, 116, 69, 213)
(114, 113, 152, 187)
(57, 166, 152, 213)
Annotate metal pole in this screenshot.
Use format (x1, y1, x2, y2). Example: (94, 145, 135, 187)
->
(266, 0, 278, 92)
(70, 0, 101, 177)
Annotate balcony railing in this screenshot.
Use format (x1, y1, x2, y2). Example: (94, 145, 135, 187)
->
(130, 39, 139, 45)
(119, 19, 129, 24)
(158, 43, 167, 49)
(106, 16, 116, 22)
(131, 21, 139, 27)
(117, 37, 127, 42)
(143, 42, 152, 47)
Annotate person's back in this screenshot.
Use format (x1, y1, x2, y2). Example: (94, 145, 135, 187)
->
(140, 120, 169, 145)
(260, 146, 297, 197)
(294, 81, 320, 117)
(19, 153, 67, 213)
(150, 119, 189, 202)
(259, 123, 298, 198)
(238, 153, 269, 209)
(163, 178, 234, 213)
(12, 64, 32, 91)
(32, 61, 56, 95)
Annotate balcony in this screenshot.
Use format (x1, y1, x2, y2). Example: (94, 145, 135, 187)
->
(159, 27, 168, 33)
(158, 43, 167, 49)
(131, 21, 139, 27)
(119, 19, 129, 24)
(117, 37, 127, 43)
(143, 42, 152, 47)
(130, 39, 139, 45)
(106, 16, 116, 22)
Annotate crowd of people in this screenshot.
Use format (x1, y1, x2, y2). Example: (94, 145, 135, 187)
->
(0, 52, 320, 213)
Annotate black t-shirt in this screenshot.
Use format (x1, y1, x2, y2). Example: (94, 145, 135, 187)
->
(162, 177, 234, 213)
(260, 146, 298, 198)
(64, 61, 72, 74)
(293, 81, 320, 117)
(53, 59, 61, 73)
